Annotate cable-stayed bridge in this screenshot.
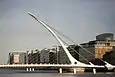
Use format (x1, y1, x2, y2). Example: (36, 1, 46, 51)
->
(0, 12, 115, 74)
(0, 64, 105, 68)
(0, 64, 105, 74)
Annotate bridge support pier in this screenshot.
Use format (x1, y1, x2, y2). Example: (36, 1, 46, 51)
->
(93, 68, 96, 74)
(59, 68, 62, 73)
(73, 68, 76, 74)
(32, 68, 34, 71)
(30, 68, 32, 71)
(26, 68, 34, 72)
(26, 68, 29, 71)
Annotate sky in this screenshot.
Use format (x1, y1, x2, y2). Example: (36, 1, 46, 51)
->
(0, 0, 115, 63)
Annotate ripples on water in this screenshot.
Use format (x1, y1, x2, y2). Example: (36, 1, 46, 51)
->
(0, 73, 115, 77)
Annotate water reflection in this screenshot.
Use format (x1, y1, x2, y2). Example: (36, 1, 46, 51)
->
(0, 73, 115, 77)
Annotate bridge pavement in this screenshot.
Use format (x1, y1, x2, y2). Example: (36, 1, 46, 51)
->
(0, 64, 105, 68)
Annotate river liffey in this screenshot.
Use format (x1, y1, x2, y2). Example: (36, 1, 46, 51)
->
(0, 73, 115, 77)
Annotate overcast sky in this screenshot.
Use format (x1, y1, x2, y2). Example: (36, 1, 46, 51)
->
(0, 0, 115, 63)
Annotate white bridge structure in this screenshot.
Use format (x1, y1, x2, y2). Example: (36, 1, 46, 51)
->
(0, 12, 115, 74)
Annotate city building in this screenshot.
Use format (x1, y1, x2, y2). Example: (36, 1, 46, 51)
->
(8, 52, 13, 64)
(79, 33, 115, 64)
(103, 46, 115, 65)
(27, 48, 57, 64)
(96, 33, 114, 41)
(49, 48, 57, 64)
(40, 48, 49, 64)
(28, 49, 40, 64)
(8, 52, 26, 64)
(103, 50, 115, 65)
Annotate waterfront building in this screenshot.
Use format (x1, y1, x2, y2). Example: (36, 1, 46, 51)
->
(79, 33, 115, 64)
(96, 33, 114, 41)
(26, 48, 57, 64)
(7, 52, 13, 64)
(103, 50, 115, 65)
(28, 49, 40, 64)
(40, 48, 49, 64)
(8, 52, 26, 64)
(49, 48, 57, 64)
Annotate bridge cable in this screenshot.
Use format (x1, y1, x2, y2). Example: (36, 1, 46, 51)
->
(59, 36, 90, 63)
(53, 26, 106, 63)
(43, 21, 106, 64)
(43, 21, 90, 63)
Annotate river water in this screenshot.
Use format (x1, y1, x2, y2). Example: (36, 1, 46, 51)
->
(0, 73, 115, 77)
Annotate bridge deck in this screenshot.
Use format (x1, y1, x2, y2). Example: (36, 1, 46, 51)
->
(0, 64, 105, 68)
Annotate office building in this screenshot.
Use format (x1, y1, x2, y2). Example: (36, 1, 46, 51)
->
(8, 52, 26, 64)
(79, 33, 115, 64)
(49, 48, 57, 64)
(28, 49, 40, 64)
(40, 49, 49, 64)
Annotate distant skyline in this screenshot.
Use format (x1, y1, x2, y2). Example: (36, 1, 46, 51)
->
(0, 0, 115, 63)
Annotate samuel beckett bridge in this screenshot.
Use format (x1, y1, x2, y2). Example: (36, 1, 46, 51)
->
(0, 12, 115, 74)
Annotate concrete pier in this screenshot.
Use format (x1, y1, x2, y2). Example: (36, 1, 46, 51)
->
(26, 68, 29, 71)
(32, 68, 34, 71)
(93, 68, 96, 74)
(59, 68, 62, 73)
(73, 68, 76, 74)
(29, 68, 32, 71)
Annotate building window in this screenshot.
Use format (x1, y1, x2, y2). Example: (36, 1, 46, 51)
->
(106, 43, 110, 46)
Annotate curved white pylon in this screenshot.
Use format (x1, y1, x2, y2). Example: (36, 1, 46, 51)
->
(28, 12, 96, 66)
